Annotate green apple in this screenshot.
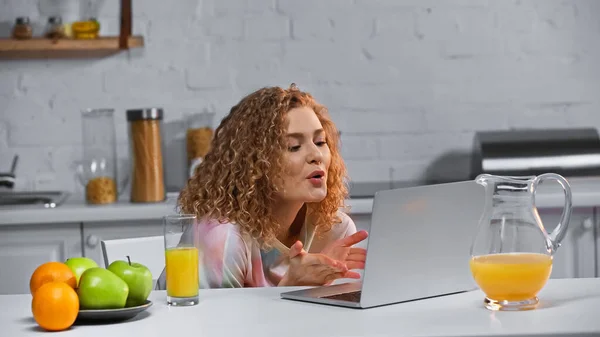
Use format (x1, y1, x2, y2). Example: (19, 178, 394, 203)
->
(107, 256, 153, 307)
(64, 257, 99, 287)
(77, 267, 129, 310)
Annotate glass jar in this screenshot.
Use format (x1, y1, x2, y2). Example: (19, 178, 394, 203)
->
(126, 108, 166, 203)
(72, 17, 100, 39)
(185, 111, 215, 177)
(45, 16, 66, 39)
(74, 109, 128, 205)
(12, 17, 33, 40)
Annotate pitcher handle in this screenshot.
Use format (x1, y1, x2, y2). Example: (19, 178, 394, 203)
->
(532, 173, 573, 253)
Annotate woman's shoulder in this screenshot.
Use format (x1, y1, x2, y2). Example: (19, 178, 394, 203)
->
(316, 209, 357, 240)
(335, 209, 357, 236)
(307, 210, 356, 252)
(196, 218, 253, 248)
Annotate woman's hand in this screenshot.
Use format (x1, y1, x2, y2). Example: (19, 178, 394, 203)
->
(278, 241, 350, 287)
(321, 230, 369, 274)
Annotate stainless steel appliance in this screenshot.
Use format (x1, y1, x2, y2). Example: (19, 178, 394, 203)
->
(471, 128, 600, 179)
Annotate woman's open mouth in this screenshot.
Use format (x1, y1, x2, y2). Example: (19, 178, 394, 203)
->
(307, 170, 325, 187)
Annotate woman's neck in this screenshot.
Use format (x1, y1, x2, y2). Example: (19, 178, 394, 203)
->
(272, 201, 306, 247)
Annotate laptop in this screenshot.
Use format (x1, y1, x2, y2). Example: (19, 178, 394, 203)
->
(280, 180, 485, 309)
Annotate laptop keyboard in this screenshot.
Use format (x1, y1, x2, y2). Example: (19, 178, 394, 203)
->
(320, 290, 362, 302)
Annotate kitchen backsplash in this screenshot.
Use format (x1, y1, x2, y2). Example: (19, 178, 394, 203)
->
(1, 0, 600, 197)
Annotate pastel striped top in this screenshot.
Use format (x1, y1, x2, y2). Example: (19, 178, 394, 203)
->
(156, 211, 357, 289)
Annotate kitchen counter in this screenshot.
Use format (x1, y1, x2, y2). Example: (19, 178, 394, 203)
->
(3, 278, 600, 336)
(0, 194, 376, 226)
(1, 176, 599, 226)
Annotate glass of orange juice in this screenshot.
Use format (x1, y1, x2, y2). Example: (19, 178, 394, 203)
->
(163, 214, 199, 306)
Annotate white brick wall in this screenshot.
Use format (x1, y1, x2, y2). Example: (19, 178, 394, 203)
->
(1, 0, 600, 197)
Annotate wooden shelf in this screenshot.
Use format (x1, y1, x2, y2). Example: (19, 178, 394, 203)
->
(0, 36, 144, 59)
(0, 0, 140, 60)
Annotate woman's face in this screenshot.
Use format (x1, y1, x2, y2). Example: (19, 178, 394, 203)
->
(278, 106, 331, 204)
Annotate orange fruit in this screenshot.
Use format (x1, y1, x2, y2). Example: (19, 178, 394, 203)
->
(30, 261, 77, 295)
(32, 281, 79, 331)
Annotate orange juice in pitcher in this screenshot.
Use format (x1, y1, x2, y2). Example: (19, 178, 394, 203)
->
(470, 253, 552, 302)
(470, 174, 572, 311)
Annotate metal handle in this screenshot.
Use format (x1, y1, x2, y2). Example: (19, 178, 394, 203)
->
(87, 235, 99, 248)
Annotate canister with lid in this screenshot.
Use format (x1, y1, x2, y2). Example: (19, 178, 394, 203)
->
(12, 17, 32, 40)
(126, 108, 166, 203)
(185, 111, 215, 177)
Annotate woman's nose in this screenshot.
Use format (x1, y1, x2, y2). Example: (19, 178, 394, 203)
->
(307, 144, 323, 164)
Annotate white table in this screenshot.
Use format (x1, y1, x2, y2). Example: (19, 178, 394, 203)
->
(3, 278, 600, 337)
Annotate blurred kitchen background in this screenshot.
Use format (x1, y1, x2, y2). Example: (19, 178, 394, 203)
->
(4, 0, 600, 295)
(2, 0, 600, 199)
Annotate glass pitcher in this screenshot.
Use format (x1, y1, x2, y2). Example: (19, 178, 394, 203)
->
(469, 173, 572, 311)
(73, 109, 129, 205)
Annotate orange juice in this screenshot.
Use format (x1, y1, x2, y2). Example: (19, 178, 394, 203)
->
(469, 253, 552, 302)
(165, 247, 199, 298)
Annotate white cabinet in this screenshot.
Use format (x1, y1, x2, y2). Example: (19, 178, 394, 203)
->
(537, 207, 596, 279)
(0, 223, 82, 295)
(82, 219, 164, 268)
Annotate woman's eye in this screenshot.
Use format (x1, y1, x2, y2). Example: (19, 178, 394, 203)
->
(315, 141, 327, 147)
(288, 145, 301, 152)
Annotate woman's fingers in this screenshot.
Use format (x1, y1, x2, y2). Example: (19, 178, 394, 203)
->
(346, 252, 366, 262)
(335, 230, 369, 247)
(343, 270, 362, 279)
(289, 240, 305, 258)
(345, 248, 367, 269)
(349, 247, 367, 256)
(313, 264, 347, 283)
(291, 252, 366, 286)
(293, 263, 342, 286)
(324, 272, 347, 283)
(314, 254, 348, 273)
(345, 261, 366, 270)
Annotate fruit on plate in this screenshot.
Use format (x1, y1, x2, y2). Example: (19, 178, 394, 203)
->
(77, 267, 129, 310)
(32, 281, 79, 331)
(108, 256, 153, 307)
(30, 261, 77, 295)
(64, 257, 99, 287)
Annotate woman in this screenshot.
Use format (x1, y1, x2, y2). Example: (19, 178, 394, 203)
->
(159, 84, 368, 289)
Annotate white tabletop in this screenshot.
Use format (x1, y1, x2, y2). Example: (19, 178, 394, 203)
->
(4, 278, 600, 337)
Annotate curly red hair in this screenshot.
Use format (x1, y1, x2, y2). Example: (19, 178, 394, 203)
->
(177, 85, 349, 248)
